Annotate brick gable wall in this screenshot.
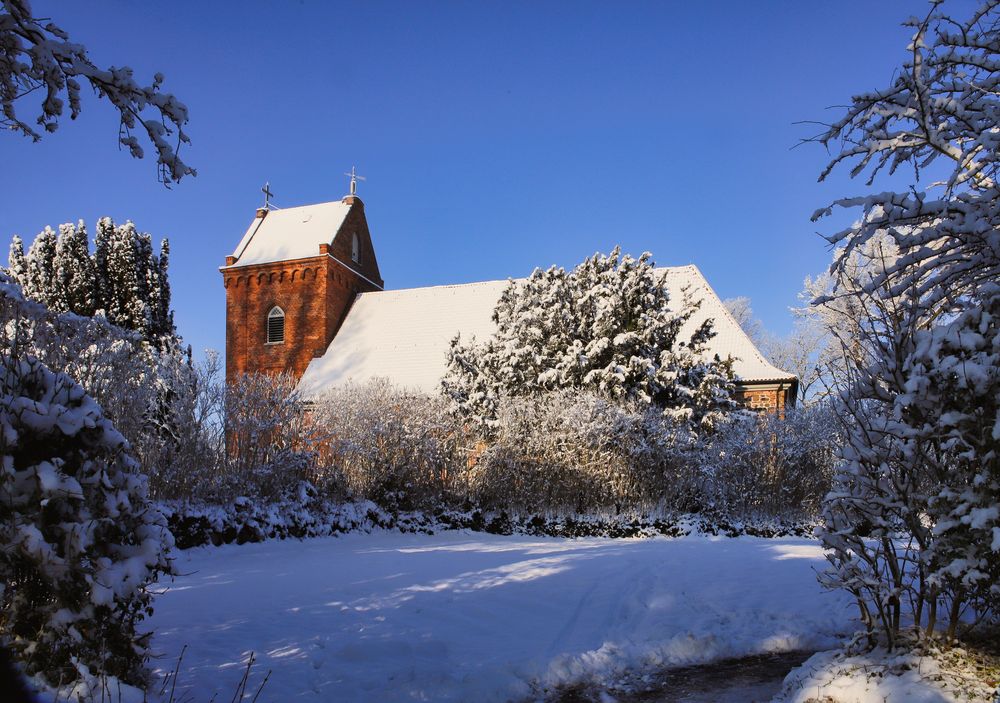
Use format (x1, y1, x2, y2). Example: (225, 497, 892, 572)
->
(734, 383, 795, 416)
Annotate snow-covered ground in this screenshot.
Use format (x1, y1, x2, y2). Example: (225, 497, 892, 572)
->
(148, 532, 855, 701)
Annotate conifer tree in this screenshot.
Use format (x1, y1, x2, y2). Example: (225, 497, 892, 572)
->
(23, 226, 58, 310)
(54, 221, 96, 316)
(7, 236, 25, 284)
(155, 239, 174, 339)
(8, 218, 176, 347)
(92, 217, 114, 316)
(133, 229, 154, 337)
(105, 221, 148, 335)
(443, 248, 737, 431)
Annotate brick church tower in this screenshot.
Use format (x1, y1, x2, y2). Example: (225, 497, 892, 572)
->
(220, 189, 383, 384)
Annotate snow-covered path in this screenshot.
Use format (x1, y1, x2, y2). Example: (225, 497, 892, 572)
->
(148, 533, 856, 702)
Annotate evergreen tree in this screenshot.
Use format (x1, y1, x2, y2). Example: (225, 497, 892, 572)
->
(443, 248, 737, 431)
(8, 218, 176, 347)
(23, 226, 58, 310)
(54, 221, 96, 316)
(7, 235, 25, 284)
(104, 221, 148, 335)
(133, 229, 154, 338)
(0, 347, 174, 687)
(93, 217, 114, 316)
(155, 238, 175, 338)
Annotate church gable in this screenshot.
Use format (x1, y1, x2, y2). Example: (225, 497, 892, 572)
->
(328, 198, 383, 288)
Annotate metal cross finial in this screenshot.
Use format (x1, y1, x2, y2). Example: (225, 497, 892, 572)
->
(262, 182, 274, 209)
(345, 166, 366, 196)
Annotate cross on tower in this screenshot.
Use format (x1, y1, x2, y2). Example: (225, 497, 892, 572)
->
(345, 166, 365, 196)
(261, 182, 273, 209)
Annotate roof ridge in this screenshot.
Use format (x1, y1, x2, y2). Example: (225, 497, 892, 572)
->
(361, 278, 514, 296)
(367, 265, 697, 296)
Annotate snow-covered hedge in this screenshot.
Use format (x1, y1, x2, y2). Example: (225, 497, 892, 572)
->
(471, 391, 697, 513)
(219, 370, 314, 501)
(303, 381, 836, 520)
(160, 483, 814, 552)
(309, 379, 466, 508)
(699, 405, 840, 519)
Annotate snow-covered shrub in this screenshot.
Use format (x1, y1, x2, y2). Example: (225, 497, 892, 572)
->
(0, 297, 173, 686)
(307, 380, 832, 520)
(699, 405, 841, 519)
(0, 287, 203, 499)
(3, 218, 210, 498)
(810, 0, 1000, 647)
(471, 391, 699, 513)
(442, 248, 737, 433)
(222, 372, 314, 501)
(911, 286, 1000, 624)
(309, 379, 468, 508)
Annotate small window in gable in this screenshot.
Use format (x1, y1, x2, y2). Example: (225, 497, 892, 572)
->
(351, 232, 360, 263)
(266, 306, 285, 344)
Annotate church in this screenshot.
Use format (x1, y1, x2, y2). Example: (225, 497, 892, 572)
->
(221, 186, 797, 412)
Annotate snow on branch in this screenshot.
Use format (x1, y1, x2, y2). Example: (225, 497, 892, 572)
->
(808, 0, 1000, 311)
(0, 0, 195, 184)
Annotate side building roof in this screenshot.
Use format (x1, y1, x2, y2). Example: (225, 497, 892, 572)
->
(297, 264, 796, 398)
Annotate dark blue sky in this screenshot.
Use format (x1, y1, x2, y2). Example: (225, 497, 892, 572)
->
(1, 1, 959, 360)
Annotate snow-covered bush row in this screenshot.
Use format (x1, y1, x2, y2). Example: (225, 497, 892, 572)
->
(0, 274, 173, 688)
(308, 379, 466, 508)
(301, 380, 837, 520)
(218, 370, 314, 501)
(471, 391, 697, 513)
(698, 404, 840, 518)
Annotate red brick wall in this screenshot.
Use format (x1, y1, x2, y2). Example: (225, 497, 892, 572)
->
(734, 384, 795, 416)
(222, 199, 383, 385)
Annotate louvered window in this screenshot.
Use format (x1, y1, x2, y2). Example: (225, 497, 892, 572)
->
(266, 307, 285, 344)
(351, 233, 360, 262)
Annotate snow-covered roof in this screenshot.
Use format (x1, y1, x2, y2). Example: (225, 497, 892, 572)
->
(298, 264, 795, 398)
(226, 201, 352, 268)
(660, 265, 796, 384)
(298, 280, 510, 397)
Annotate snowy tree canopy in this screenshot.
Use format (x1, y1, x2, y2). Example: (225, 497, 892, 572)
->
(442, 248, 738, 432)
(0, 0, 194, 184)
(810, 0, 1000, 309)
(8, 217, 176, 346)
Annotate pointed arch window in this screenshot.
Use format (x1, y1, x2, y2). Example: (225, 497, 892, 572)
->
(266, 306, 285, 344)
(351, 232, 360, 263)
